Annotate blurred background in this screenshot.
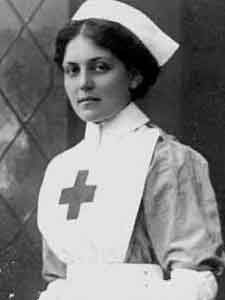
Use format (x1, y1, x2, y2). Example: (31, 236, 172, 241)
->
(0, 0, 224, 299)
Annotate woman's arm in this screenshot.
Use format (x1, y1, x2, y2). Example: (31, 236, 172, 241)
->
(37, 156, 69, 300)
(143, 134, 225, 299)
(41, 238, 66, 283)
(37, 239, 68, 300)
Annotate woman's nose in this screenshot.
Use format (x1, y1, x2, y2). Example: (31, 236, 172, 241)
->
(79, 70, 94, 91)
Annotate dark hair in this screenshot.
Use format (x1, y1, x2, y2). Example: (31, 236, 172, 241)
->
(54, 18, 161, 100)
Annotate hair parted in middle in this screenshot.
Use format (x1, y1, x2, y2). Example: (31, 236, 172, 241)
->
(54, 18, 161, 101)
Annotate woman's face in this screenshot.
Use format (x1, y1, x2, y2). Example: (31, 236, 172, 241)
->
(62, 34, 133, 123)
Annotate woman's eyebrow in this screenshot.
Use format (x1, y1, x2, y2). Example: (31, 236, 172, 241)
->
(64, 61, 77, 65)
(64, 56, 108, 63)
(62, 61, 78, 69)
(89, 56, 112, 62)
(63, 56, 113, 67)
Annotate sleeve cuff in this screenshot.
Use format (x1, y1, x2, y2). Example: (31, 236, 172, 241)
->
(169, 268, 218, 300)
(149, 268, 218, 300)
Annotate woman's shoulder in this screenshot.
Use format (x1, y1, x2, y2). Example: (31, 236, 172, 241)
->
(151, 127, 209, 171)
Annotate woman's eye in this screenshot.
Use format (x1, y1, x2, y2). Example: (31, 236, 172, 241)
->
(94, 62, 111, 72)
(63, 64, 79, 77)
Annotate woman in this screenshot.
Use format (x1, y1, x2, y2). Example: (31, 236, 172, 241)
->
(37, 0, 225, 299)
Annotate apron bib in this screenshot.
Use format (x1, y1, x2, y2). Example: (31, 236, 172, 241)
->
(39, 127, 160, 265)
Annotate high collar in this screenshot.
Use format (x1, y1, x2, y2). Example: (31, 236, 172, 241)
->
(84, 102, 150, 148)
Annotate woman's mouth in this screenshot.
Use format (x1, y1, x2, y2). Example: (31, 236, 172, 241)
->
(78, 97, 101, 104)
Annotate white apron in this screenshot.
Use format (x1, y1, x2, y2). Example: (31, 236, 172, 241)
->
(38, 103, 163, 299)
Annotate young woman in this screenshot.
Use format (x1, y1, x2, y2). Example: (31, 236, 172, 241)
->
(37, 1, 225, 299)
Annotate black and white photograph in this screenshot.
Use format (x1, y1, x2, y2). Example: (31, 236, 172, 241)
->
(0, 1, 225, 299)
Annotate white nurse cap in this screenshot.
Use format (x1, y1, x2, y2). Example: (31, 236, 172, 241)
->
(72, 0, 179, 66)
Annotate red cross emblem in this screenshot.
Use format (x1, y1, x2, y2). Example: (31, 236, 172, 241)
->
(59, 170, 97, 220)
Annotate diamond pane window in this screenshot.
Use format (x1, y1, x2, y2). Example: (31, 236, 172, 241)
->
(0, 0, 69, 299)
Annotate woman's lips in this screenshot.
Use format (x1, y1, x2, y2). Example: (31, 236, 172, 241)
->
(78, 97, 101, 104)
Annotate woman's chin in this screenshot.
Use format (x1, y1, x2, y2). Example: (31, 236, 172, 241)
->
(76, 107, 122, 123)
(78, 112, 103, 123)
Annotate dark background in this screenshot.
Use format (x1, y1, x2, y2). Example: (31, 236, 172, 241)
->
(0, 0, 224, 299)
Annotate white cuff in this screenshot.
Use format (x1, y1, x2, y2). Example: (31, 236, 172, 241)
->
(150, 268, 218, 300)
(170, 268, 218, 300)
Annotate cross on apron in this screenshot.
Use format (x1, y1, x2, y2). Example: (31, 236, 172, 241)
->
(59, 170, 97, 220)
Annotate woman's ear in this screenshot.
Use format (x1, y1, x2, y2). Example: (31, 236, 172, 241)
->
(129, 69, 143, 90)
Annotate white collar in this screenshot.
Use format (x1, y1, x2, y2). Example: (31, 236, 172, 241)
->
(84, 102, 150, 147)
